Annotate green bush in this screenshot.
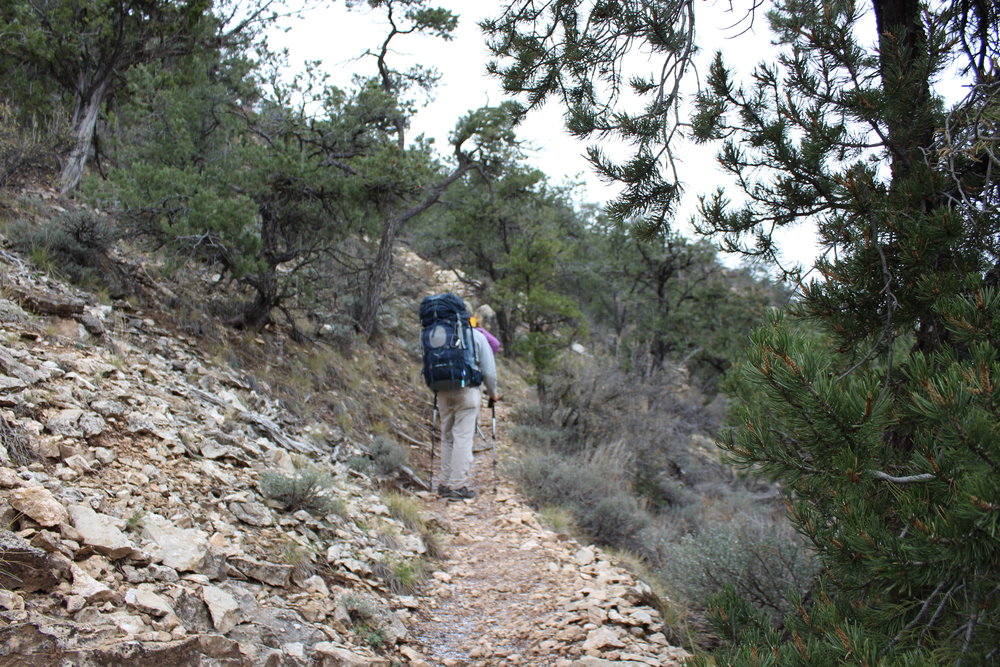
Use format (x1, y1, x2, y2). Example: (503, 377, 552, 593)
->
(383, 491, 424, 531)
(7, 209, 118, 289)
(579, 494, 651, 551)
(367, 436, 409, 477)
(372, 556, 426, 595)
(658, 511, 818, 622)
(259, 468, 338, 514)
(513, 449, 654, 553)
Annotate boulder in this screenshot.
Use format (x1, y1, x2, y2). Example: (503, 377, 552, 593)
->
(583, 627, 625, 652)
(0, 589, 24, 611)
(202, 585, 242, 634)
(9, 485, 68, 527)
(124, 587, 176, 618)
(228, 556, 292, 587)
(140, 513, 209, 572)
(67, 560, 117, 604)
(0, 530, 65, 591)
(172, 587, 214, 633)
(45, 409, 85, 437)
(228, 500, 273, 527)
(77, 412, 106, 438)
(68, 504, 139, 560)
(312, 642, 390, 667)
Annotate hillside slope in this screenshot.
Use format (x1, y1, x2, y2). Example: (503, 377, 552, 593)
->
(0, 195, 689, 666)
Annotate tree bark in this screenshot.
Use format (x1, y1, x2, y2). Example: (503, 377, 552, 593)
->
(871, 0, 933, 180)
(358, 158, 474, 340)
(59, 78, 110, 194)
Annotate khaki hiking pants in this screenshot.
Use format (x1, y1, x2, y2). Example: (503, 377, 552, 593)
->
(438, 387, 481, 489)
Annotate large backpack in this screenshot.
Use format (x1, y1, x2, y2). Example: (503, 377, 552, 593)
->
(420, 293, 482, 391)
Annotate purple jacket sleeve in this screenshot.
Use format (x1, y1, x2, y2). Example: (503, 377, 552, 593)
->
(477, 327, 501, 354)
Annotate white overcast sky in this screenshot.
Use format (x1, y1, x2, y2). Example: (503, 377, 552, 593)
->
(266, 1, 833, 271)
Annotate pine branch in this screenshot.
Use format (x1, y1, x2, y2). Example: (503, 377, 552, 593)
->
(870, 471, 936, 484)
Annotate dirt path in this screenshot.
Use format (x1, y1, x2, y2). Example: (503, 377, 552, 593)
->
(404, 408, 690, 667)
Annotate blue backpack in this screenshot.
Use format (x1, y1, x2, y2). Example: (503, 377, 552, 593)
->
(420, 293, 482, 391)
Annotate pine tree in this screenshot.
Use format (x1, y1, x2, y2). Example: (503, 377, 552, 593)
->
(486, 0, 1000, 661)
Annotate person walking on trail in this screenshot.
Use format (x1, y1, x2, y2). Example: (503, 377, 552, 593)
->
(437, 323, 500, 500)
(470, 315, 501, 355)
(420, 294, 501, 501)
(469, 315, 500, 455)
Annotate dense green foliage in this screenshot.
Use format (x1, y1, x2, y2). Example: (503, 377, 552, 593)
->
(3, 0, 818, 656)
(487, 0, 1000, 662)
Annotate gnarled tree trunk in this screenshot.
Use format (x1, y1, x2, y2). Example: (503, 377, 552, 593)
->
(59, 78, 109, 194)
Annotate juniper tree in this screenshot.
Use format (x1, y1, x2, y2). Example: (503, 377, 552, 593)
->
(486, 0, 1000, 662)
(408, 160, 585, 395)
(346, 0, 525, 340)
(0, 0, 280, 193)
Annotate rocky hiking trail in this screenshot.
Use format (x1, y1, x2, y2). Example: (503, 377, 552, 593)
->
(404, 408, 690, 667)
(0, 237, 691, 667)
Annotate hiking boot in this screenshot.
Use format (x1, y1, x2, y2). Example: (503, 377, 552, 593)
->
(446, 486, 476, 501)
(436, 485, 452, 498)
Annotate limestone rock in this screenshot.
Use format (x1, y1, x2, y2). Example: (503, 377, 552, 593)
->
(0, 348, 44, 384)
(141, 513, 209, 572)
(77, 412, 106, 438)
(575, 547, 597, 566)
(125, 587, 175, 617)
(312, 642, 390, 666)
(228, 500, 273, 527)
(67, 560, 117, 603)
(0, 375, 27, 392)
(202, 584, 242, 634)
(0, 467, 20, 488)
(9, 485, 68, 526)
(582, 627, 625, 652)
(303, 574, 331, 597)
(229, 556, 292, 587)
(172, 587, 214, 633)
(0, 530, 65, 591)
(0, 589, 25, 611)
(45, 409, 85, 437)
(68, 504, 138, 560)
(90, 399, 126, 418)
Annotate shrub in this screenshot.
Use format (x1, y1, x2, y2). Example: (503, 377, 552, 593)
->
(658, 511, 818, 622)
(512, 449, 654, 554)
(366, 436, 409, 477)
(538, 505, 577, 535)
(278, 536, 317, 581)
(383, 491, 424, 532)
(579, 494, 651, 552)
(0, 414, 33, 467)
(373, 556, 426, 595)
(259, 468, 337, 514)
(0, 102, 71, 188)
(7, 210, 119, 289)
(339, 593, 377, 621)
(382, 490, 444, 559)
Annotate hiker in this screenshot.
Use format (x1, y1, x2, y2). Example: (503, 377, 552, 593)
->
(468, 315, 500, 455)
(420, 294, 501, 500)
(470, 315, 500, 355)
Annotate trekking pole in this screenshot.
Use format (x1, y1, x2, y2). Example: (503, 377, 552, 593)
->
(430, 393, 438, 491)
(489, 397, 498, 494)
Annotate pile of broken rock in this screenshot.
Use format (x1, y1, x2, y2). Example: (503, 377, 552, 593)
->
(0, 258, 425, 666)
